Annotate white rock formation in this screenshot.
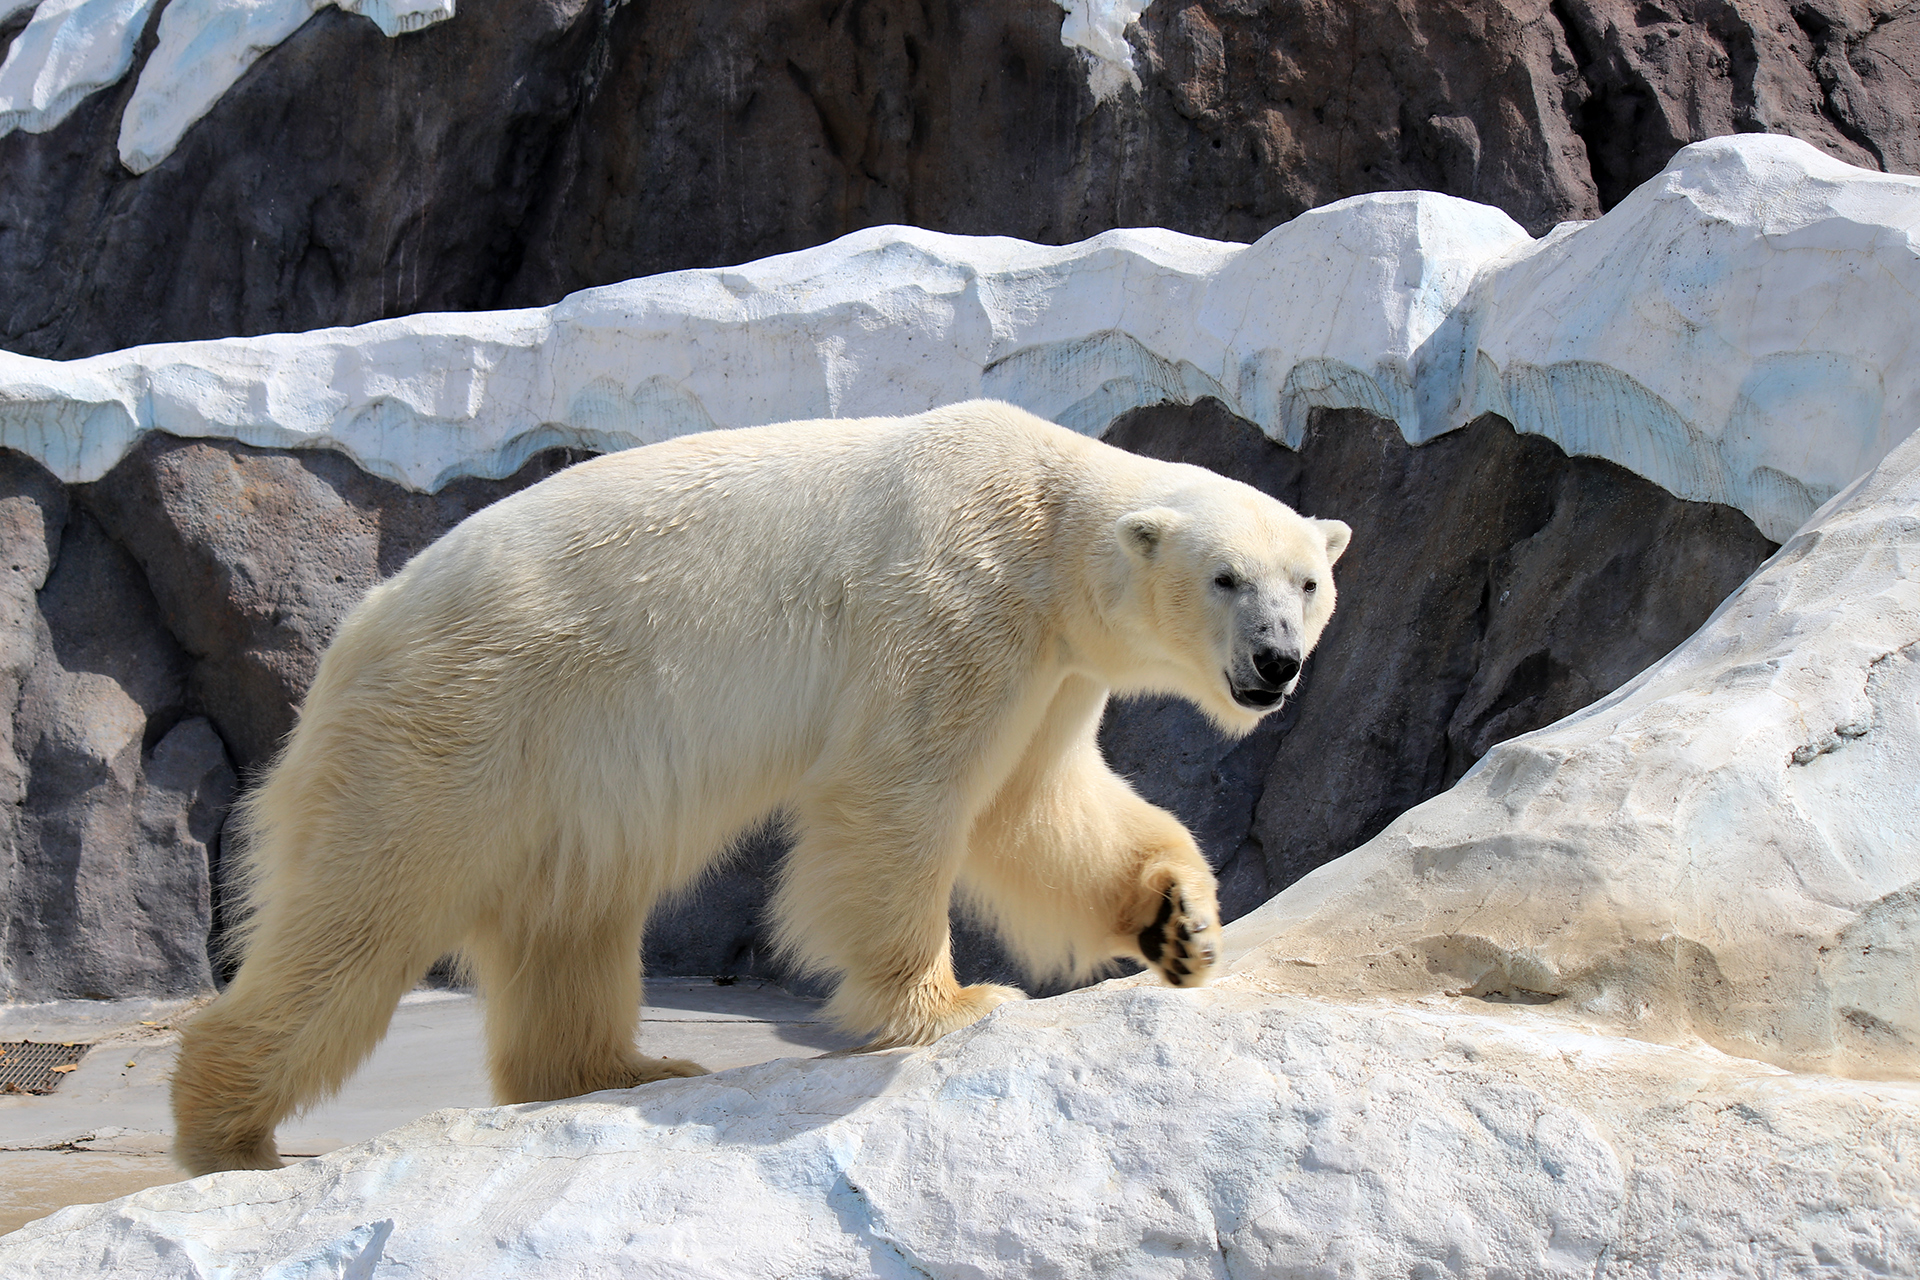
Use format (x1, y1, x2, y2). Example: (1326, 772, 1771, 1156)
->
(1219, 419, 1920, 1080)
(0, 0, 166, 135)
(1427, 136, 1920, 540)
(1, 134, 1913, 539)
(2, 989, 1916, 1274)
(0, 0, 454, 146)
(1054, 0, 1149, 101)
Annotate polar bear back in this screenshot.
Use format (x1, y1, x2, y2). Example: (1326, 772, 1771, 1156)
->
(288, 404, 1183, 874)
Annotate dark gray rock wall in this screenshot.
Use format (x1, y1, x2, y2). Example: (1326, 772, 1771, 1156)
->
(5, 503, 232, 998)
(0, 456, 68, 998)
(3, 0, 1915, 361)
(0, 441, 590, 999)
(0, 402, 1779, 998)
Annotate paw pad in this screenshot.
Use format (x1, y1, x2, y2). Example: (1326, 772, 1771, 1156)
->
(1137, 888, 1217, 987)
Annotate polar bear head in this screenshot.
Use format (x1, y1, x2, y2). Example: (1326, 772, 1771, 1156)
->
(1109, 482, 1351, 736)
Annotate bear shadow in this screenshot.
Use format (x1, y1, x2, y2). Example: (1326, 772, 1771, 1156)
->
(511, 1044, 919, 1147)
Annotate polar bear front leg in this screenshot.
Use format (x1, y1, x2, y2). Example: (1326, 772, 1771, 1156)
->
(959, 734, 1223, 989)
(774, 786, 1025, 1049)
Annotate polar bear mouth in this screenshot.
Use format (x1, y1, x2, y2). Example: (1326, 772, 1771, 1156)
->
(1228, 676, 1286, 710)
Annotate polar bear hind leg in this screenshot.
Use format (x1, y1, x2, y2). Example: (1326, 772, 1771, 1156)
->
(171, 825, 469, 1173)
(466, 904, 704, 1104)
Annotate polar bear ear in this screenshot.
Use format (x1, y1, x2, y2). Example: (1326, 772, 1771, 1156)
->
(1313, 518, 1352, 565)
(1116, 508, 1183, 562)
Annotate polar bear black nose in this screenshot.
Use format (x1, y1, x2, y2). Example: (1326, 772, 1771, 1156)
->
(1253, 646, 1300, 687)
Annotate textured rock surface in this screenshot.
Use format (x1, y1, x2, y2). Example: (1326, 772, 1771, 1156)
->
(3, 987, 1915, 1274)
(3, 0, 1918, 360)
(0, 452, 66, 998)
(81, 433, 591, 775)
(2, 496, 231, 1000)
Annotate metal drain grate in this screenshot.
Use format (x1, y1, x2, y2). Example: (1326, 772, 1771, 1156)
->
(0, 1040, 87, 1094)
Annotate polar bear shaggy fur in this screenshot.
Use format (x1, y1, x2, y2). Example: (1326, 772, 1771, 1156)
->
(171, 400, 1351, 1174)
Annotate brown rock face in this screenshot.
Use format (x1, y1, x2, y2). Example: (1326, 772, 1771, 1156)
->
(1125, 0, 1902, 228)
(2, 0, 1913, 360)
(82, 436, 593, 776)
(0, 464, 234, 1000)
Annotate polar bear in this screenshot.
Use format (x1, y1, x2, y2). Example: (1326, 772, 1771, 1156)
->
(171, 400, 1350, 1174)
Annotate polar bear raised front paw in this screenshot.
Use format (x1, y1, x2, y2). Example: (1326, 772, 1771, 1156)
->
(1137, 886, 1219, 987)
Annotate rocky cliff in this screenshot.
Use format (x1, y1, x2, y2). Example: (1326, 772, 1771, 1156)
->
(2, 0, 1916, 361)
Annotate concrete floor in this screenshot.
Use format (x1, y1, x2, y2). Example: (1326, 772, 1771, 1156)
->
(0, 979, 857, 1236)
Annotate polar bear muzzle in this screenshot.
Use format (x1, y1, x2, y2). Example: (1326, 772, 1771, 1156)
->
(1244, 643, 1302, 703)
(1229, 640, 1302, 708)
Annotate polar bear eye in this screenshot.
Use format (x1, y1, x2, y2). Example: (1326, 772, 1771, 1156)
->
(1303, 579, 1318, 593)
(1213, 571, 1239, 591)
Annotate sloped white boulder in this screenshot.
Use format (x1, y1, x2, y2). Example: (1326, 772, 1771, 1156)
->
(1, 135, 1915, 540)
(0, 0, 165, 136)
(1428, 134, 1920, 541)
(1222, 418, 1920, 1082)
